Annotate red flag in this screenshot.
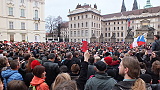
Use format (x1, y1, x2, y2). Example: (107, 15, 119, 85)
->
(81, 41, 88, 52)
(4, 41, 8, 44)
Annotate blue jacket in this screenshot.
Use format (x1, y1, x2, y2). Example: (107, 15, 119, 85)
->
(1, 69, 23, 87)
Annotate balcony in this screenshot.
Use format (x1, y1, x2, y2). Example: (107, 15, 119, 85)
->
(33, 17, 40, 21)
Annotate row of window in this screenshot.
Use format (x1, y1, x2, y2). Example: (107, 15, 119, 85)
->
(105, 38, 124, 42)
(70, 39, 88, 42)
(105, 32, 124, 37)
(9, 22, 39, 30)
(70, 30, 88, 37)
(106, 26, 123, 31)
(106, 20, 134, 25)
(8, 7, 38, 18)
(70, 15, 101, 21)
(70, 22, 101, 28)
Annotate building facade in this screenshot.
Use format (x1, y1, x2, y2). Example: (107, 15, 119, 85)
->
(0, 0, 46, 42)
(68, 4, 102, 42)
(68, 0, 160, 43)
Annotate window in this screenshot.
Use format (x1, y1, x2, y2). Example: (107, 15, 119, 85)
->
(10, 34, 14, 42)
(78, 31, 80, 37)
(86, 15, 88, 18)
(94, 23, 95, 27)
(82, 15, 83, 19)
(82, 23, 83, 27)
(71, 17, 72, 21)
(118, 22, 119, 24)
(81, 30, 84, 36)
(121, 32, 123, 37)
(74, 17, 76, 20)
(71, 24, 72, 28)
(78, 23, 79, 28)
(74, 24, 76, 28)
(21, 9, 25, 17)
(21, 0, 24, 3)
(70, 31, 72, 37)
(117, 33, 119, 37)
(105, 33, 107, 37)
(78, 16, 79, 19)
(121, 21, 123, 24)
(108, 33, 110, 37)
(35, 10, 38, 18)
(9, 7, 13, 16)
(35, 23, 38, 30)
(121, 27, 123, 30)
(106, 28, 107, 31)
(114, 22, 116, 24)
(117, 27, 119, 30)
(21, 22, 25, 29)
(74, 31, 76, 37)
(22, 34, 25, 41)
(9, 22, 13, 29)
(92, 22, 93, 27)
(86, 22, 88, 27)
(109, 27, 110, 30)
(114, 27, 116, 30)
(85, 30, 88, 36)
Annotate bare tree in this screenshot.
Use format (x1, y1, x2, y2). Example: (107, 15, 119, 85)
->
(45, 16, 63, 40)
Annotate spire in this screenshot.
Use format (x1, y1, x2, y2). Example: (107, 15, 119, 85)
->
(132, 0, 138, 10)
(144, 0, 152, 8)
(121, 0, 126, 12)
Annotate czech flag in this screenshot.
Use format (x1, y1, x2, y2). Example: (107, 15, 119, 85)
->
(130, 35, 146, 49)
(81, 41, 88, 52)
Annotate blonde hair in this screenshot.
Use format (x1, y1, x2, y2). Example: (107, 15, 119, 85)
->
(52, 73, 71, 90)
(132, 78, 146, 90)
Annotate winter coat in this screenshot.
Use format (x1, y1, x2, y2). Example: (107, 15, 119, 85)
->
(43, 61, 60, 87)
(30, 76, 49, 90)
(85, 72, 117, 90)
(152, 40, 160, 51)
(112, 81, 135, 90)
(1, 69, 23, 88)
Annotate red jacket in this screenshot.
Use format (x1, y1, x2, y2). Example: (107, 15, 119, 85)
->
(30, 76, 49, 90)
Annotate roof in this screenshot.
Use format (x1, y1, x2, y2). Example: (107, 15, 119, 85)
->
(61, 22, 69, 28)
(103, 6, 160, 19)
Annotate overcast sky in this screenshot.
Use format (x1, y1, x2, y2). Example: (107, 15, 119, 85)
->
(45, 0, 160, 21)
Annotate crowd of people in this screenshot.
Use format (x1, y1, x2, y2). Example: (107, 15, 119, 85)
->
(0, 35, 160, 90)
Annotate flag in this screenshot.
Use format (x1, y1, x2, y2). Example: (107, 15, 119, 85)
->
(130, 35, 146, 49)
(128, 18, 131, 28)
(81, 41, 88, 52)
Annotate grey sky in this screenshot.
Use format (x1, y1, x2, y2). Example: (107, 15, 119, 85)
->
(45, 0, 160, 21)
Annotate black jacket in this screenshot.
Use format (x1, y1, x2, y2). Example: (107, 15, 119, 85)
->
(112, 81, 135, 90)
(152, 40, 160, 51)
(62, 59, 76, 73)
(43, 61, 60, 87)
(76, 61, 88, 90)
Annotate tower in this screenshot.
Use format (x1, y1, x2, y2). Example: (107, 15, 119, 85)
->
(132, 0, 138, 10)
(144, 0, 152, 8)
(121, 0, 126, 12)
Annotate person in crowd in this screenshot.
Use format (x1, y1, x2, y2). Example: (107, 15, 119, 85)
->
(72, 51, 81, 67)
(1, 60, 23, 88)
(70, 64, 80, 80)
(87, 56, 96, 79)
(24, 60, 41, 87)
(140, 74, 152, 90)
(62, 52, 76, 73)
(112, 56, 146, 90)
(30, 65, 49, 90)
(25, 57, 35, 73)
(0, 78, 3, 90)
(52, 73, 71, 90)
(85, 61, 117, 90)
(150, 60, 160, 84)
(54, 80, 78, 90)
(0, 50, 3, 57)
(152, 35, 160, 51)
(43, 53, 60, 87)
(7, 80, 28, 90)
(59, 65, 68, 73)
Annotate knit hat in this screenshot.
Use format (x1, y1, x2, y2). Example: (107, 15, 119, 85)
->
(94, 61, 107, 71)
(31, 60, 41, 69)
(104, 57, 113, 65)
(140, 74, 152, 83)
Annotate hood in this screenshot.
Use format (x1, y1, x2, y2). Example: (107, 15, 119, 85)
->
(95, 73, 110, 79)
(115, 81, 135, 89)
(30, 76, 45, 86)
(1, 69, 18, 78)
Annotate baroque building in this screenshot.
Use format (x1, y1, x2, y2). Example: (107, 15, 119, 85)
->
(68, 0, 160, 43)
(0, 0, 46, 42)
(68, 4, 102, 42)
